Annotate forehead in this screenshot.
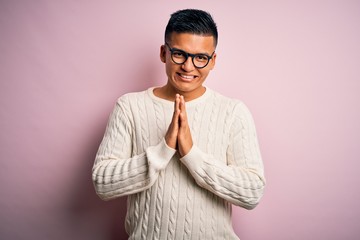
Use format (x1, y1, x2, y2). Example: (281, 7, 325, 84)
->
(169, 33, 215, 54)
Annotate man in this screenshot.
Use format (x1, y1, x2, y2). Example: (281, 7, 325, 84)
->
(92, 9, 265, 239)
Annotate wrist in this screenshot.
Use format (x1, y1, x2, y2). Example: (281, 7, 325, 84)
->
(179, 142, 193, 158)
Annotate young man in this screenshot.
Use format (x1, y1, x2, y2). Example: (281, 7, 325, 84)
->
(92, 9, 265, 239)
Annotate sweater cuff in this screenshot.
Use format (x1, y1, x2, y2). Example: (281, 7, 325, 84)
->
(146, 138, 176, 171)
(180, 145, 205, 172)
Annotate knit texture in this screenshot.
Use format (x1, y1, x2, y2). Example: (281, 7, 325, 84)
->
(92, 87, 265, 240)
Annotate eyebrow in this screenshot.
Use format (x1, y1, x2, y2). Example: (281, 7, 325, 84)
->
(171, 47, 212, 56)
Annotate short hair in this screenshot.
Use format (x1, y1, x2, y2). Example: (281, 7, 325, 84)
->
(165, 9, 218, 47)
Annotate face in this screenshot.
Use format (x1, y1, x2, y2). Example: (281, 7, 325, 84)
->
(160, 33, 216, 100)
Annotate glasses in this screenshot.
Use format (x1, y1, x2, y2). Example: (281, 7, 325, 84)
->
(165, 43, 215, 69)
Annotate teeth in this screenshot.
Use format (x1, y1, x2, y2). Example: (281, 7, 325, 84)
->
(180, 74, 194, 79)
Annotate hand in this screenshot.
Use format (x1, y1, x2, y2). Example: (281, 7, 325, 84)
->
(165, 95, 193, 157)
(165, 94, 180, 149)
(177, 95, 193, 157)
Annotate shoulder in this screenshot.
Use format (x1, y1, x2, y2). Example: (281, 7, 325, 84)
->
(115, 89, 150, 107)
(117, 89, 147, 102)
(209, 89, 253, 118)
(107, 89, 151, 119)
(209, 89, 244, 108)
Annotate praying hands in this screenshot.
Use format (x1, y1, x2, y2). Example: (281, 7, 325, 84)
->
(165, 94, 193, 157)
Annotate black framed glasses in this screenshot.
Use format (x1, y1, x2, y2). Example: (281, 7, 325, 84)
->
(165, 43, 215, 69)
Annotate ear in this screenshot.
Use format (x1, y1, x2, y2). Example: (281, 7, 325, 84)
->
(209, 52, 217, 70)
(160, 45, 166, 63)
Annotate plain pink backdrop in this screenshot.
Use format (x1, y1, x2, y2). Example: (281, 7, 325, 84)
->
(1, 1, 359, 239)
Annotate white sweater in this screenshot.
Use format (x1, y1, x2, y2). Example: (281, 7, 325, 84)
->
(92, 87, 265, 240)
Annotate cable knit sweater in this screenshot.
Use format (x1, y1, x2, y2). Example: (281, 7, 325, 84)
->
(92, 87, 265, 240)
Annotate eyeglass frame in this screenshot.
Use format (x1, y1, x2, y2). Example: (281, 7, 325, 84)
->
(165, 42, 215, 69)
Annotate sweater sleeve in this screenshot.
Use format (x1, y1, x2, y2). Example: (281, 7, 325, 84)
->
(92, 98, 176, 200)
(180, 102, 266, 209)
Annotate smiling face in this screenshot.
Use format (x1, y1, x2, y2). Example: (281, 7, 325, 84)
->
(159, 32, 217, 101)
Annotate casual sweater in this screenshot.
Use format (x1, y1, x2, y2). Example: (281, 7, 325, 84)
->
(92, 87, 265, 240)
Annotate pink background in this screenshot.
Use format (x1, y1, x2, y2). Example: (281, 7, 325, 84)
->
(1, 1, 359, 239)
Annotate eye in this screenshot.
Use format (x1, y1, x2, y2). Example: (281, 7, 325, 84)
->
(172, 51, 186, 58)
(195, 55, 209, 62)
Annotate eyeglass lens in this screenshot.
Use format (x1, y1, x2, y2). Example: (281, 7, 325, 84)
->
(171, 50, 210, 68)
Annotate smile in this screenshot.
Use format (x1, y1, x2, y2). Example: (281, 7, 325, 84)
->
(177, 73, 197, 81)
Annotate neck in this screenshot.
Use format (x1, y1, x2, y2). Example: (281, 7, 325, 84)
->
(154, 85, 206, 102)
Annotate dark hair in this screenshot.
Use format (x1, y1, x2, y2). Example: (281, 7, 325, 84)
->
(165, 9, 218, 47)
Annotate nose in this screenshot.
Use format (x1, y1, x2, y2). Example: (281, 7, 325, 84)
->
(181, 56, 195, 72)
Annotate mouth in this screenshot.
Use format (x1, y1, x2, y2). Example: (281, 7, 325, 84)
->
(177, 73, 198, 82)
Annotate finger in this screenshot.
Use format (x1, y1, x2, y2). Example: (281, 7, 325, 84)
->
(169, 96, 180, 133)
(172, 94, 181, 124)
(179, 95, 185, 110)
(175, 94, 180, 114)
(165, 94, 181, 149)
(178, 96, 193, 156)
(179, 95, 187, 122)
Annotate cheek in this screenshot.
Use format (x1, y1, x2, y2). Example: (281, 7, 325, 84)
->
(199, 69, 210, 79)
(165, 62, 175, 77)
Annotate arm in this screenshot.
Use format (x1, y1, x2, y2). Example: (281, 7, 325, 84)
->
(92, 97, 176, 200)
(179, 102, 265, 209)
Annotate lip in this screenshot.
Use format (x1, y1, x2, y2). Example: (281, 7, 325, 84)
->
(177, 73, 198, 82)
